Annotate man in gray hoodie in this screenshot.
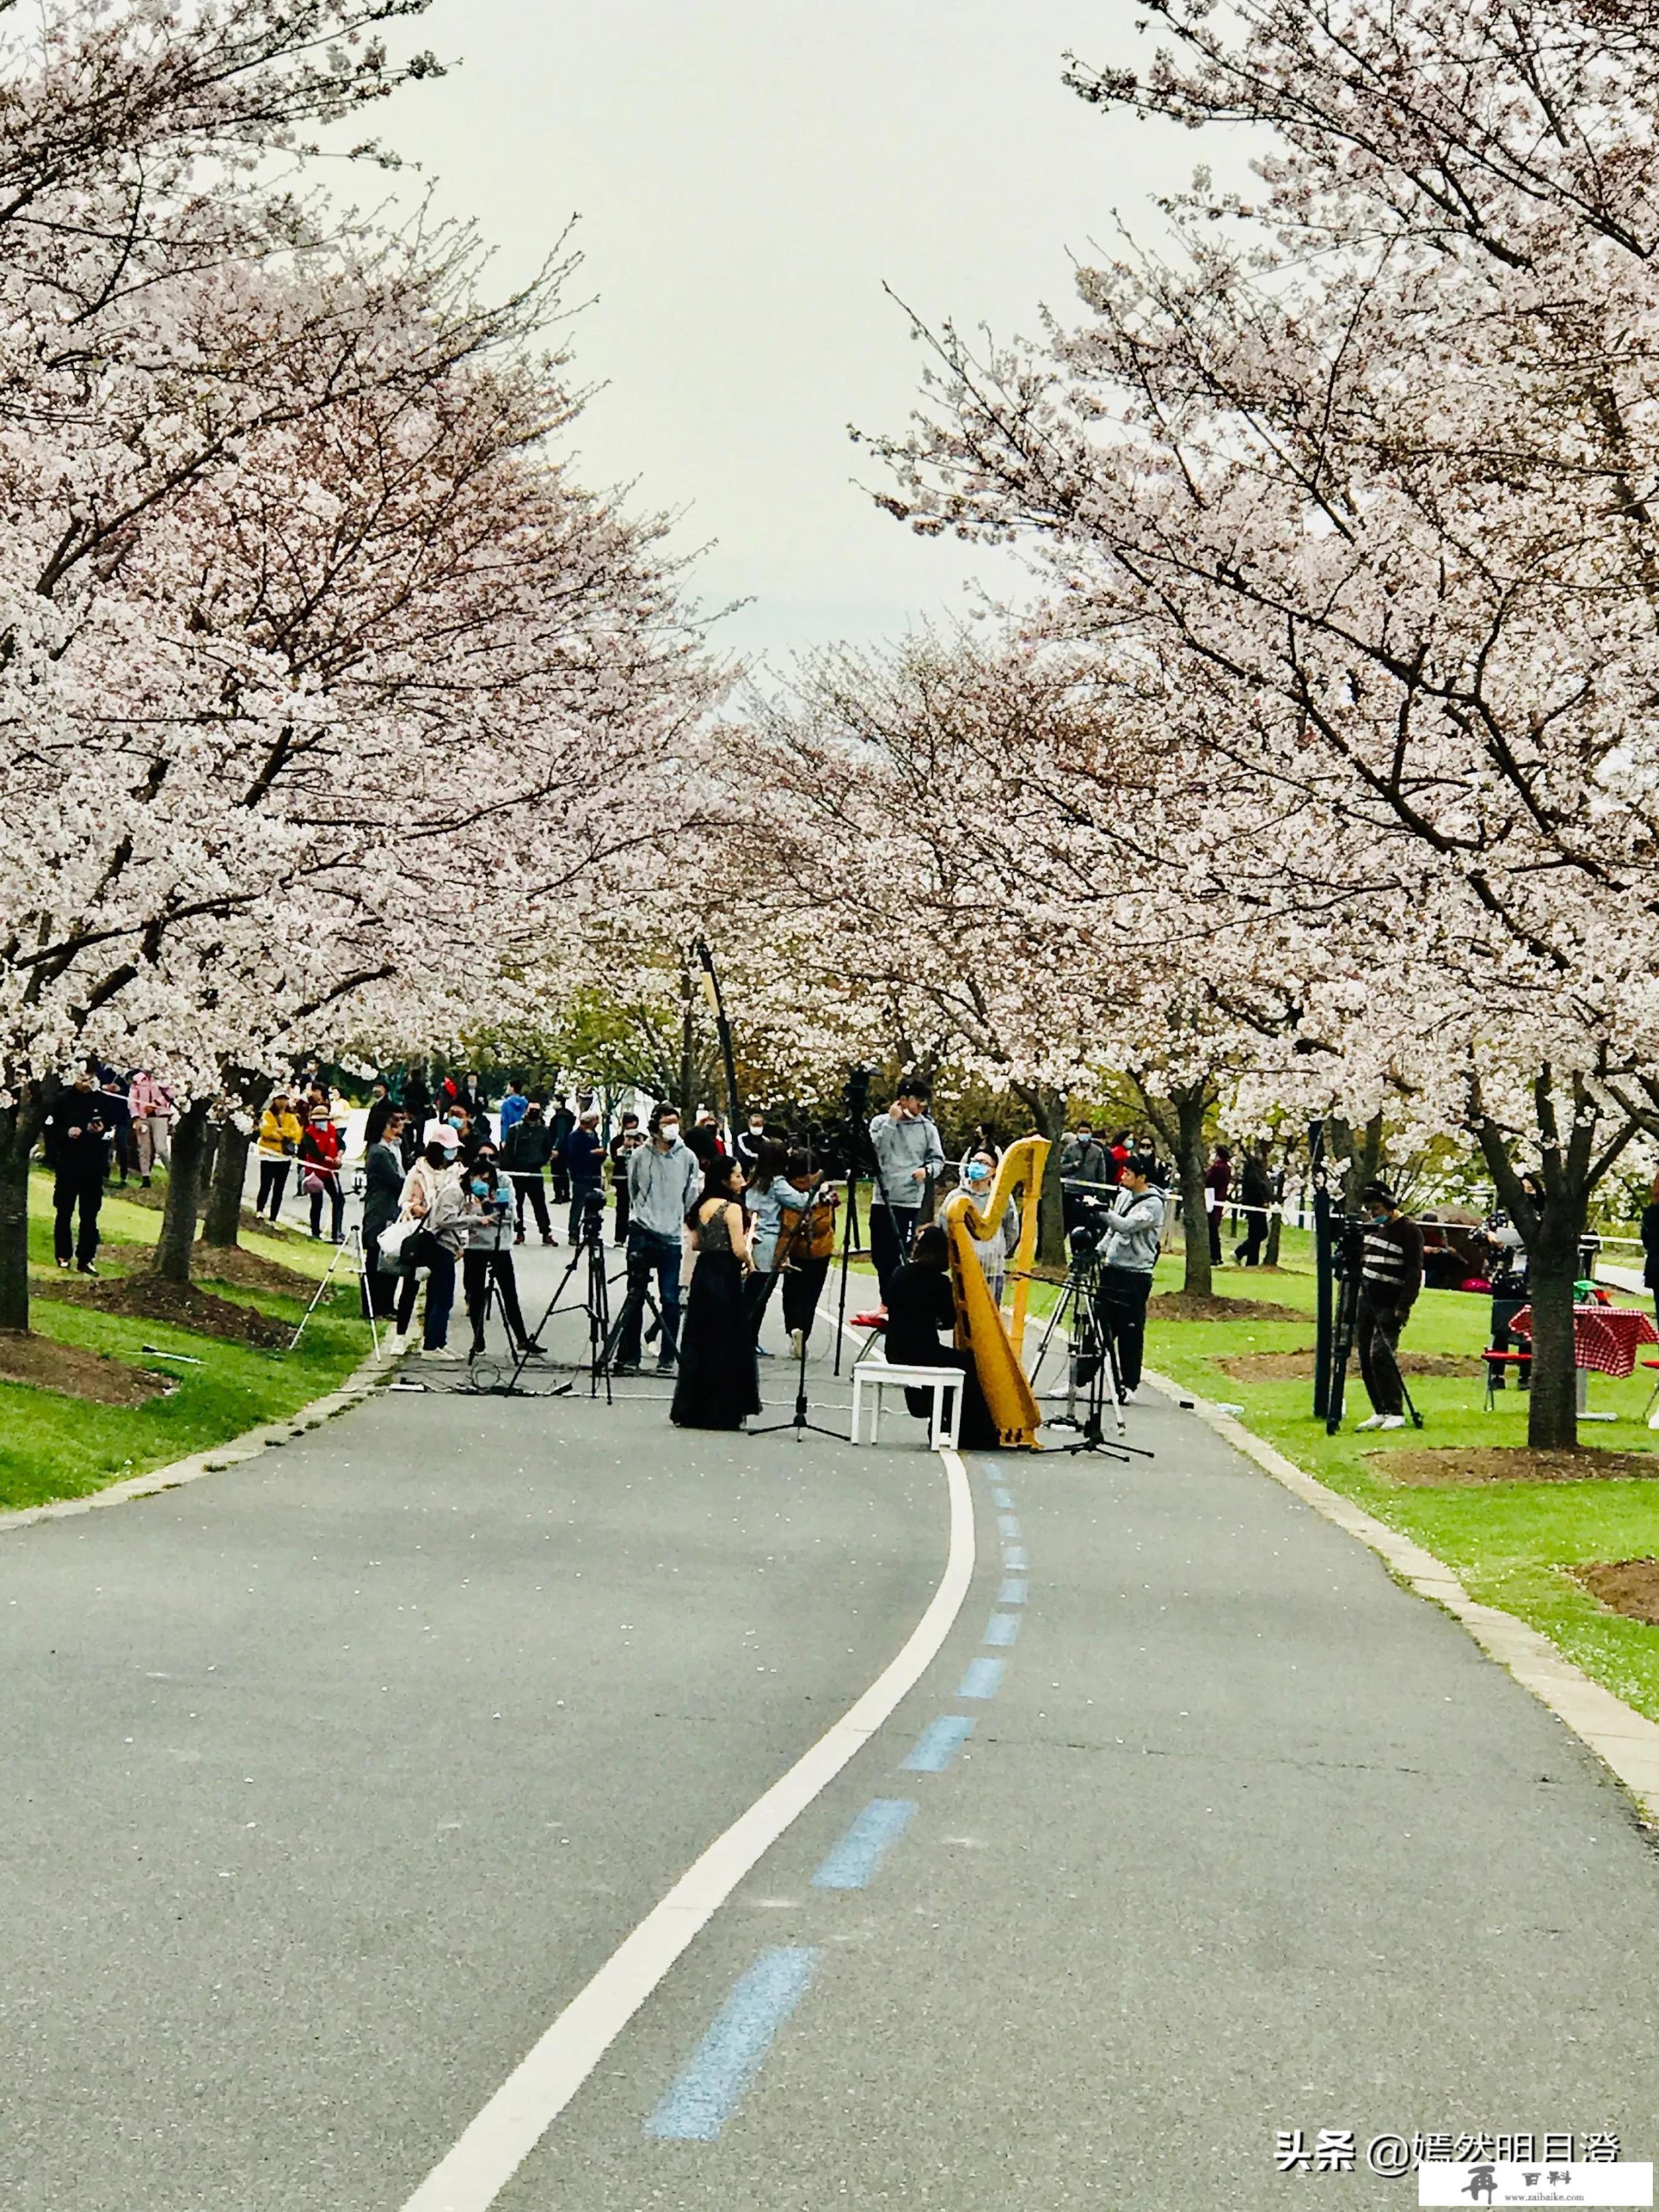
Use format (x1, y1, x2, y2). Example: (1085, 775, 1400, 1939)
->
(611, 1104, 701, 1374)
(868, 1079, 946, 1302)
(1060, 1155, 1166, 1405)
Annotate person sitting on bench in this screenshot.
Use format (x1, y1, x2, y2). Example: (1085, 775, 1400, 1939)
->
(883, 1225, 997, 1447)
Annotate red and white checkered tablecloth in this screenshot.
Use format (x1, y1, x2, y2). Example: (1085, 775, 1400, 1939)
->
(1508, 1303, 1659, 1380)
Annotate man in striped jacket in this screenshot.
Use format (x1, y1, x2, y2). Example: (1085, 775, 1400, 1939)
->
(1354, 1183, 1424, 1432)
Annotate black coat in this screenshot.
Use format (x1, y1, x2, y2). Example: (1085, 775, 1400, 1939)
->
(1642, 1204, 1659, 1292)
(44, 1105, 109, 1185)
(884, 1262, 958, 1367)
(361, 1141, 406, 1240)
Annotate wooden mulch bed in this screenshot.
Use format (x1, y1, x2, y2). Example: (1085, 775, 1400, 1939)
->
(1369, 1446, 1659, 1488)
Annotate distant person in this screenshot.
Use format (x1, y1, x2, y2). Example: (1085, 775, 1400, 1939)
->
(1352, 1183, 1423, 1433)
(868, 1078, 945, 1302)
(360, 1110, 406, 1318)
(566, 1106, 606, 1244)
(883, 1224, 997, 1447)
(504, 1098, 556, 1245)
(96, 1068, 134, 1187)
(608, 1111, 644, 1243)
(391, 1133, 466, 1357)
(960, 1148, 1019, 1303)
(672, 1158, 761, 1430)
(462, 1152, 537, 1359)
(256, 1093, 302, 1219)
(363, 1081, 396, 1150)
(735, 1109, 769, 1176)
(497, 1081, 530, 1140)
(127, 1069, 174, 1185)
(1234, 1142, 1274, 1267)
(299, 1106, 345, 1242)
(43, 1073, 108, 1273)
(1204, 1144, 1232, 1264)
(612, 1106, 700, 1376)
(777, 1149, 836, 1359)
(547, 1096, 576, 1204)
(1051, 1156, 1165, 1406)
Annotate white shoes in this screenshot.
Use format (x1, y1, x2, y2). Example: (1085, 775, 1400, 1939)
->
(1356, 1412, 1406, 1432)
(788, 1329, 806, 1360)
(1041, 1380, 1076, 1401)
(380, 1332, 409, 1357)
(420, 1345, 449, 1361)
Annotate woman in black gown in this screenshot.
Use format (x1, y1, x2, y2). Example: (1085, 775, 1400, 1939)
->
(883, 1225, 998, 1448)
(672, 1159, 763, 1431)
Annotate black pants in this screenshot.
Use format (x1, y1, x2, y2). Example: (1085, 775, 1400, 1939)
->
(515, 1171, 550, 1238)
(362, 1229, 398, 1318)
(613, 1182, 631, 1244)
(1078, 1264, 1152, 1394)
(550, 1157, 571, 1204)
(1207, 1206, 1223, 1264)
(870, 1204, 920, 1304)
(309, 1175, 345, 1240)
(743, 1268, 778, 1344)
(257, 1159, 289, 1217)
(53, 1178, 102, 1264)
(464, 1249, 530, 1350)
(1235, 1212, 1266, 1266)
(1357, 1291, 1408, 1417)
(614, 1228, 683, 1367)
(782, 1257, 830, 1340)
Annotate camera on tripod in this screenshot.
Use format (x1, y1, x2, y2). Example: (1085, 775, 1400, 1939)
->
(1329, 1214, 1369, 1279)
(1068, 1215, 1108, 1258)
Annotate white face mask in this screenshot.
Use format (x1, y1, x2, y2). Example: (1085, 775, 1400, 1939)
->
(658, 1121, 680, 1140)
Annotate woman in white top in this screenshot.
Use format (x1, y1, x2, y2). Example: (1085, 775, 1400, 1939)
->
(391, 1137, 470, 1355)
(960, 1149, 1019, 1305)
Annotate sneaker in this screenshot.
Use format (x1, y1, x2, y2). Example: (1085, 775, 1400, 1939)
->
(1378, 1413, 1406, 1430)
(76, 1260, 98, 1276)
(514, 1229, 525, 1245)
(421, 1345, 450, 1360)
(1118, 1387, 1137, 1406)
(1041, 1380, 1076, 1401)
(655, 1356, 677, 1374)
(518, 1340, 545, 1358)
(56, 1257, 70, 1271)
(1355, 1413, 1387, 1432)
(788, 1329, 805, 1360)
(756, 1344, 774, 1359)
(381, 1333, 409, 1357)
(543, 1234, 558, 1247)
(612, 1361, 642, 1378)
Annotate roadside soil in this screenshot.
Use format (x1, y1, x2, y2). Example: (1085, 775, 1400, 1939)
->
(1151, 1292, 1305, 1323)
(1372, 1446, 1659, 1487)
(1572, 1558, 1659, 1625)
(1218, 1348, 1472, 1380)
(0, 1328, 173, 1406)
(33, 1271, 292, 1350)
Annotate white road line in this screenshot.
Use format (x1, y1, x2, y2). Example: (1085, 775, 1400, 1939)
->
(399, 1441, 975, 2212)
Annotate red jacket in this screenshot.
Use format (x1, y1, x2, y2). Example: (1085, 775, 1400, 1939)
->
(300, 1121, 343, 1176)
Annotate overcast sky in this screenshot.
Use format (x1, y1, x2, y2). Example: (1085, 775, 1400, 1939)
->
(375, 2, 1199, 662)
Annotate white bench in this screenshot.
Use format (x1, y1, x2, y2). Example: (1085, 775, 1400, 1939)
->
(849, 1360, 963, 1450)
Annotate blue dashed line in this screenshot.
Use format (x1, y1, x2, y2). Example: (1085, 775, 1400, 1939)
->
(997, 1513, 1021, 1540)
(645, 1946, 821, 2140)
(997, 1576, 1027, 1604)
(1002, 1546, 1027, 1572)
(812, 1799, 918, 1889)
(984, 1611, 1021, 1647)
(957, 1656, 1004, 1699)
(902, 1714, 976, 1772)
(992, 1485, 1015, 1509)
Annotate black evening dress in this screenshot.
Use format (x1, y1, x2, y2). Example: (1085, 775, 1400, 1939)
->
(672, 1205, 763, 1430)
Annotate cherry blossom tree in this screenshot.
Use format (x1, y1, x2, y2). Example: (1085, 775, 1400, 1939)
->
(866, 0, 1659, 1445)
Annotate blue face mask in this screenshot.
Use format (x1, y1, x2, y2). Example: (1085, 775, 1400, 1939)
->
(966, 1162, 991, 1183)
(471, 1178, 491, 1197)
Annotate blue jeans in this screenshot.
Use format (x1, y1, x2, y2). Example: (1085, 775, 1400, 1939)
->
(396, 1242, 457, 1348)
(614, 1228, 682, 1366)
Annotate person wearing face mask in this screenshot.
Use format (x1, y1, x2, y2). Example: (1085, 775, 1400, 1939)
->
(1352, 1182, 1423, 1432)
(389, 1135, 467, 1357)
(462, 1151, 539, 1358)
(611, 1104, 701, 1375)
(503, 1098, 556, 1246)
(742, 1139, 816, 1352)
(959, 1150, 1019, 1305)
(735, 1109, 770, 1178)
(868, 1079, 945, 1303)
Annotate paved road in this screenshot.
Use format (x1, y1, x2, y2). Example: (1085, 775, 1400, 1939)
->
(2, 1245, 1656, 2208)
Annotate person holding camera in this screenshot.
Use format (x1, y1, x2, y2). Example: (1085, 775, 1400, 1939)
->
(1060, 1154, 1166, 1405)
(868, 1079, 945, 1303)
(608, 1111, 644, 1243)
(44, 1072, 109, 1274)
(566, 1106, 606, 1245)
(462, 1150, 538, 1359)
(1353, 1182, 1424, 1432)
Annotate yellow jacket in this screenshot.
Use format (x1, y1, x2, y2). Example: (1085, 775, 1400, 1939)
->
(257, 1106, 302, 1161)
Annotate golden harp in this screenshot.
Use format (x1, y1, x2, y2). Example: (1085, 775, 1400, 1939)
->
(938, 1134, 1049, 1449)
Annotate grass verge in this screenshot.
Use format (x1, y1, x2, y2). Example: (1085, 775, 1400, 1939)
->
(5, 1169, 370, 1514)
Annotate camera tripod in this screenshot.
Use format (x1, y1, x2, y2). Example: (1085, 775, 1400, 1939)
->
(1032, 1247, 1154, 1462)
(1326, 1224, 1423, 1436)
(453, 1215, 610, 1400)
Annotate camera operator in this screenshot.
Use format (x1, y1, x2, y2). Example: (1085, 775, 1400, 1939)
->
(1352, 1182, 1423, 1432)
(608, 1111, 644, 1244)
(462, 1150, 539, 1359)
(868, 1078, 945, 1303)
(505, 1098, 556, 1247)
(566, 1106, 606, 1246)
(43, 1070, 109, 1275)
(1056, 1154, 1165, 1406)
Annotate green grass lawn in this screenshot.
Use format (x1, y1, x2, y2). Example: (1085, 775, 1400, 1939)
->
(1136, 1256, 1659, 1725)
(4, 1169, 371, 1514)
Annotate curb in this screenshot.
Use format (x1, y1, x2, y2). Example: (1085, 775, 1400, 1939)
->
(0, 1339, 391, 1538)
(1142, 1366, 1659, 1830)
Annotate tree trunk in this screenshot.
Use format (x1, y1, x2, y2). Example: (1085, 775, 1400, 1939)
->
(1524, 1229, 1582, 1450)
(0, 1094, 40, 1332)
(1013, 1083, 1068, 1266)
(1175, 1085, 1213, 1299)
(201, 1118, 252, 1248)
(152, 1098, 212, 1285)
